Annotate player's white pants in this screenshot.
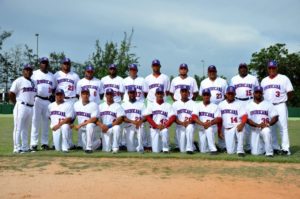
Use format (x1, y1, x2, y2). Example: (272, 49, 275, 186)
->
(65, 98, 77, 147)
(176, 124, 194, 152)
(144, 100, 154, 148)
(124, 125, 144, 152)
(30, 97, 51, 147)
(13, 102, 33, 152)
(102, 125, 120, 152)
(150, 128, 169, 153)
(198, 126, 218, 153)
(271, 103, 290, 152)
(217, 126, 226, 149)
(224, 126, 244, 154)
(251, 127, 273, 156)
(52, 124, 70, 152)
(79, 123, 101, 151)
(236, 99, 251, 151)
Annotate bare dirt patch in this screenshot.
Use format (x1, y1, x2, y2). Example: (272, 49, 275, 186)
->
(0, 157, 299, 199)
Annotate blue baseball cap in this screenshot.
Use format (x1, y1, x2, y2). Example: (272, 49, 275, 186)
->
(179, 63, 188, 69)
(23, 63, 33, 70)
(39, 57, 49, 63)
(254, 86, 263, 93)
(109, 64, 117, 69)
(239, 63, 247, 68)
(61, 58, 71, 64)
(85, 65, 94, 71)
(202, 88, 211, 95)
(226, 86, 236, 93)
(155, 86, 164, 93)
(105, 88, 114, 94)
(81, 87, 90, 93)
(152, 59, 161, 66)
(55, 89, 65, 95)
(180, 85, 190, 91)
(127, 86, 136, 92)
(268, 60, 278, 68)
(208, 65, 217, 71)
(128, 63, 138, 70)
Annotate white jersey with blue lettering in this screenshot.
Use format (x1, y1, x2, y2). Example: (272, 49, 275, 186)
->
(10, 76, 37, 104)
(98, 102, 125, 125)
(261, 74, 293, 104)
(48, 101, 74, 128)
(145, 101, 175, 124)
(76, 77, 103, 104)
(101, 75, 125, 103)
(122, 100, 147, 128)
(74, 101, 99, 124)
(123, 76, 147, 102)
(218, 100, 246, 129)
(172, 100, 196, 122)
(230, 74, 259, 99)
(199, 77, 227, 104)
(54, 71, 80, 98)
(32, 69, 56, 98)
(246, 100, 278, 124)
(144, 73, 170, 102)
(169, 76, 198, 101)
(192, 101, 220, 123)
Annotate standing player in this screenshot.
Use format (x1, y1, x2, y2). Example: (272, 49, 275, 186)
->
(123, 63, 147, 102)
(100, 64, 125, 103)
(230, 63, 259, 152)
(172, 86, 196, 154)
(54, 58, 80, 149)
(192, 89, 220, 155)
(246, 86, 279, 157)
(169, 63, 198, 101)
(73, 88, 101, 153)
(9, 64, 36, 153)
(48, 89, 73, 153)
(30, 57, 55, 151)
(199, 65, 227, 151)
(97, 89, 125, 153)
(122, 86, 147, 152)
(145, 87, 176, 153)
(217, 86, 247, 156)
(261, 60, 294, 155)
(76, 65, 103, 104)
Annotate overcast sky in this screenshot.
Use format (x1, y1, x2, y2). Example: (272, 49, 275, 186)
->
(1, 0, 299, 78)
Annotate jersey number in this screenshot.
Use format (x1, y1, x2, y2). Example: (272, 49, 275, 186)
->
(216, 93, 222, 99)
(68, 85, 74, 91)
(246, 90, 252, 97)
(275, 91, 280, 97)
(261, 118, 270, 124)
(230, 117, 238, 123)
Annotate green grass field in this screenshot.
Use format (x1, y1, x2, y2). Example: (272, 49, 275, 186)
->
(0, 114, 299, 163)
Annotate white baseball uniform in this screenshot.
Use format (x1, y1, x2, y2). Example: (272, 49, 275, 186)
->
(101, 75, 125, 103)
(172, 100, 196, 152)
(74, 101, 100, 151)
(98, 102, 125, 152)
(199, 77, 227, 104)
(144, 73, 170, 103)
(48, 101, 73, 152)
(145, 101, 175, 153)
(122, 100, 147, 152)
(10, 77, 37, 153)
(76, 77, 103, 104)
(246, 100, 278, 156)
(30, 69, 56, 148)
(230, 74, 259, 151)
(218, 100, 246, 154)
(261, 74, 294, 153)
(123, 76, 147, 102)
(193, 102, 219, 153)
(169, 76, 198, 101)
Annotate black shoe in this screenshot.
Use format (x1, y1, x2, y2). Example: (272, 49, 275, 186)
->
(144, 146, 152, 152)
(245, 149, 251, 154)
(216, 145, 226, 153)
(238, 153, 245, 157)
(172, 147, 180, 152)
(76, 146, 83, 150)
(193, 141, 200, 152)
(41, 144, 50, 151)
(68, 145, 77, 150)
(85, 150, 93, 154)
(281, 150, 289, 156)
(163, 151, 170, 154)
(186, 151, 194, 155)
(210, 151, 218, 155)
(119, 145, 127, 151)
(30, 145, 38, 152)
(273, 149, 281, 155)
(266, 155, 274, 158)
(49, 145, 55, 150)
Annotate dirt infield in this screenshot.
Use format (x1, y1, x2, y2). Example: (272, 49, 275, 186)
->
(0, 157, 299, 199)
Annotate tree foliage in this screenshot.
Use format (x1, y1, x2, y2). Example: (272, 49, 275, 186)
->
(249, 43, 300, 106)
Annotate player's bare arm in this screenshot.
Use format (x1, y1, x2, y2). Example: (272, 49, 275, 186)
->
(237, 114, 247, 132)
(191, 114, 205, 127)
(8, 92, 16, 105)
(96, 120, 109, 133)
(52, 117, 72, 131)
(269, 115, 279, 127)
(287, 91, 294, 101)
(74, 117, 98, 130)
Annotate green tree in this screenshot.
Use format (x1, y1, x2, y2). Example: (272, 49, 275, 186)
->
(49, 52, 66, 73)
(248, 43, 300, 106)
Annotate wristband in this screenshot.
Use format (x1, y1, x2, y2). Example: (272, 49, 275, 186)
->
(107, 124, 113, 128)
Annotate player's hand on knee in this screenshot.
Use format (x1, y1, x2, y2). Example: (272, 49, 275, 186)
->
(236, 123, 245, 132)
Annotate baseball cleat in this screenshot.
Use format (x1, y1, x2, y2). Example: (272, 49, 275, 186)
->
(186, 151, 194, 155)
(85, 150, 93, 154)
(30, 145, 38, 152)
(266, 155, 274, 158)
(41, 144, 50, 150)
(210, 151, 218, 155)
(238, 153, 245, 157)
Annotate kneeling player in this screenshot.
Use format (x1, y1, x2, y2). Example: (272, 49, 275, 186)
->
(97, 89, 125, 153)
(48, 89, 73, 152)
(122, 86, 147, 152)
(145, 87, 175, 153)
(192, 89, 220, 154)
(73, 88, 101, 153)
(246, 86, 278, 157)
(172, 86, 196, 154)
(218, 86, 247, 157)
